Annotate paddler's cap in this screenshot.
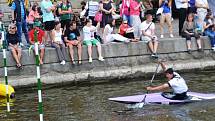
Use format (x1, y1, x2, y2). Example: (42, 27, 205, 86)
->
(165, 68, 174, 74)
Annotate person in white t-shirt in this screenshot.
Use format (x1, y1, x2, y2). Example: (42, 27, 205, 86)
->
(140, 14, 159, 58)
(146, 62, 189, 100)
(83, 19, 104, 63)
(196, 0, 209, 27)
(103, 19, 130, 43)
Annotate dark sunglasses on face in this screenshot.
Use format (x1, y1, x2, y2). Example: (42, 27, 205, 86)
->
(10, 27, 16, 29)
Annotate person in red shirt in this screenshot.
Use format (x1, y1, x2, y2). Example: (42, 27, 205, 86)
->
(29, 21, 45, 64)
(119, 20, 137, 42)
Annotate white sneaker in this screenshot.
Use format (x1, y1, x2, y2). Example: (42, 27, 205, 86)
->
(160, 35, 164, 38)
(89, 57, 93, 63)
(60, 60, 66, 65)
(212, 47, 215, 51)
(19, 43, 24, 47)
(170, 34, 174, 38)
(98, 56, 104, 61)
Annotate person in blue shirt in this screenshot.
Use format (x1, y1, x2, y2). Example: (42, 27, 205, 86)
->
(11, 0, 29, 46)
(159, 0, 174, 38)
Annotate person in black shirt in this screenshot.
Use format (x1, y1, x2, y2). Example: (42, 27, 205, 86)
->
(64, 22, 82, 64)
(6, 23, 22, 68)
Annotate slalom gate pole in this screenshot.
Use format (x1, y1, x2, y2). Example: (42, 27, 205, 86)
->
(34, 30, 44, 121)
(0, 21, 10, 112)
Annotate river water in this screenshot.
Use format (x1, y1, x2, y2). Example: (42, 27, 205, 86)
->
(0, 70, 215, 121)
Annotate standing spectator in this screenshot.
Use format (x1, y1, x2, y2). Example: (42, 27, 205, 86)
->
(207, 0, 215, 17)
(100, 0, 114, 28)
(29, 21, 45, 65)
(119, 20, 136, 41)
(11, 0, 30, 46)
(203, 12, 215, 51)
(52, 22, 66, 65)
(58, 0, 72, 31)
(143, 0, 154, 14)
(85, 0, 100, 26)
(130, 0, 142, 40)
(159, 0, 174, 38)
(174, 0, 188, 36)
(188, 0, 196, 14)
(195, 0, 209, 27)
(120, 0, 131, 25)
(83, 19, 104, 63)
(181, 13, 202, 53)
(6, 24, 22, 68)
(140, 14, 159, 58)
(64, 22, 82, 65)
(28, 5, 42, 30)
(103, 19, 130, 43)
(40, 0, 56, 46)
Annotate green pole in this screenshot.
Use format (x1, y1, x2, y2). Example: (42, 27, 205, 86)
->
(0, 21, 10, 112)
(34, 30, 43, 121)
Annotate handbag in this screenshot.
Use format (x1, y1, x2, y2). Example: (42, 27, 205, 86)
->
(156, 7, 163, 15)
(94, 11, 102, 22)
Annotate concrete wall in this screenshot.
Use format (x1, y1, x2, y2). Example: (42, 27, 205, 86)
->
(1, 36, 215, 87)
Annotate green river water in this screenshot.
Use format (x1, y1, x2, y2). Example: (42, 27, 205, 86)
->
(0, 70, 215, 121)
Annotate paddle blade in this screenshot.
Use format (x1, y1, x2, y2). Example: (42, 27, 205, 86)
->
(127, 102, 147, 109)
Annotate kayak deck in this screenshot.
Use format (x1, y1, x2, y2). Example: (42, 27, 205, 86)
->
(108, 92, 215, 104)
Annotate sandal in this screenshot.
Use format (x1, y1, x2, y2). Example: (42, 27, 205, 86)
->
(71, 60, 76, 65)
(78, 60, 82, 65)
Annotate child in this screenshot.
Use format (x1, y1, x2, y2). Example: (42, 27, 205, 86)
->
(83, 19, 104, 63)
(29, 21, 45, 64)
(6, 23, 23, 68)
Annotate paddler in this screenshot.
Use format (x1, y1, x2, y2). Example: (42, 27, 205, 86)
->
(146, 61, 189, 100)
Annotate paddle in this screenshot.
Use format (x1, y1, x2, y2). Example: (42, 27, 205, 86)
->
(137, 62, 160, 108)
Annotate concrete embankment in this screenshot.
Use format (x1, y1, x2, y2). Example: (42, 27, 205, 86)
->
(1, 37, 215, 87)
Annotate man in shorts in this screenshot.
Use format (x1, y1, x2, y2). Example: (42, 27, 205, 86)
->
(29, 21, 45, 65)
(64, 22, 82, 64)
(140, 13, 159, 58)
(40, 0, 56, 46)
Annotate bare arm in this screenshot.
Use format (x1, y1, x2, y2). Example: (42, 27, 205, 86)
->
(146, 83, 170, 91)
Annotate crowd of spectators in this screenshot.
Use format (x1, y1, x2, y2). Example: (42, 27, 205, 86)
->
(0, 0, 215, 69)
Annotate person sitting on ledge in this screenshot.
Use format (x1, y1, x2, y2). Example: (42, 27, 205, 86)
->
(140, 13, 159, 58)
(146, 62, 189, 100)
(103, 19, 131, 44)
(119, 20, 137, 42)
(6, 23, 23, 69)
(181, 13, 202, 53)
(64, 21, 82, 65)
(29, 21, 45, 65)
(83, 19, 104, 63)
(52, 21, 67, 65)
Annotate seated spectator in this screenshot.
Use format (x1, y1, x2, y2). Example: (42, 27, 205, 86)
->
(140, 14, 159, 58)
(6, 23, 22, 68)
(203, 12, 215, 51)
(119, 20, 136, 41)
(181, 13, 202, 53)
(103, 19, 130, 44)
(52, 22, 66, 65)
(83, 19, 104, 63)
(29, 21, 45, 65)
(64, 21, 82, 65)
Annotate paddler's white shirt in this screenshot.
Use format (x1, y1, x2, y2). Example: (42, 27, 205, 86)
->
(168, 72, 188, 94)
